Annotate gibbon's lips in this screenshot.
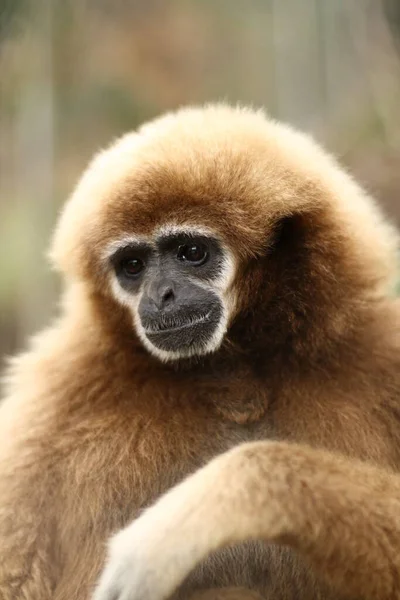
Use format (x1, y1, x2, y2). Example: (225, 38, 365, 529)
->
(143, 310, 212, 335)
(143, 308, 221, 352)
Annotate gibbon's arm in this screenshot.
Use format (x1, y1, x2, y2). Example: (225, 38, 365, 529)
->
(93, 441, 400, 600)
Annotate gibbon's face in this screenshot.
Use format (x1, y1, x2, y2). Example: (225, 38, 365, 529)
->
(104, 226, 236, 362)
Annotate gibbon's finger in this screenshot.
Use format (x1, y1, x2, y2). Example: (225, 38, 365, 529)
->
(93, 440, 400, 600)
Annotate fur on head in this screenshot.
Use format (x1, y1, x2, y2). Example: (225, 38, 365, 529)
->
(50, 104, 399, 363)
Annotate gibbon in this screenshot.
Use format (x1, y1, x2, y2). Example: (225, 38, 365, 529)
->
(0, 104, 400, 600)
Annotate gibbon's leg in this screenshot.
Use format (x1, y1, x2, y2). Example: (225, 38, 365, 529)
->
(93, 440, 400, 600)
(187, 588, 265, 600)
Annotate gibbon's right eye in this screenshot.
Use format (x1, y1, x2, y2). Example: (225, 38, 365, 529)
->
(119, 257, 145, 279)
(177, 243, 208, 266)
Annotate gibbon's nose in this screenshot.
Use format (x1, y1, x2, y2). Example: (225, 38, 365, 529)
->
(148, 280, 176, 311)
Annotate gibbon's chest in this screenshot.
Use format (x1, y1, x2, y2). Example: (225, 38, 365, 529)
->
(77, 375, 260, 470)
(109, 374, 272, 501)
(134, 365, 273, 446)
(64, 370, 273, 542)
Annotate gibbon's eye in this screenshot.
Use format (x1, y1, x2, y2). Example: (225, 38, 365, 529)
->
(177, 243, 208, 266)
(119, 257, 145, 278)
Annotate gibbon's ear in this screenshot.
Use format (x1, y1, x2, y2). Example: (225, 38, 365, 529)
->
(271, 208, 342, 263)
(267, 213, 306, 255)
(259, 119, 399, 297)
(266, 200, 397, 300)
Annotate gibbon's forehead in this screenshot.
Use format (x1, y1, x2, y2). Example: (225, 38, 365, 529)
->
(52, 104, 398, 288)
(66, 106, 323, 255)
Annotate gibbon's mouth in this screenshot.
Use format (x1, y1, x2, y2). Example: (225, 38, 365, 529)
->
(143, 308, 221, 353)
(144, 311, 213, 335)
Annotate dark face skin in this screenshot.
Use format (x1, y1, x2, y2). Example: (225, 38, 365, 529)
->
(110, 231, 226, 355)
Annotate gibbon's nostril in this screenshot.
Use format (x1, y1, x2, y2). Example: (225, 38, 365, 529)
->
(161, 287, 175, 306)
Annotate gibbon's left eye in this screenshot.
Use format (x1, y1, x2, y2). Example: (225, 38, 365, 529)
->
(177, 243, 208, 266)
(119, 257, 145, 278)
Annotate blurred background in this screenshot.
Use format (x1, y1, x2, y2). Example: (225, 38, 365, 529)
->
(1, 0, 400, 362)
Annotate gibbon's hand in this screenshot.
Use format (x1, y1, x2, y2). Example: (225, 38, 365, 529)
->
(93, 440, 400, 600)
(92, 441, 291, 600)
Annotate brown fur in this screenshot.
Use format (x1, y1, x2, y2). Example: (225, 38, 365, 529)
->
(0, 104, 399, 600)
